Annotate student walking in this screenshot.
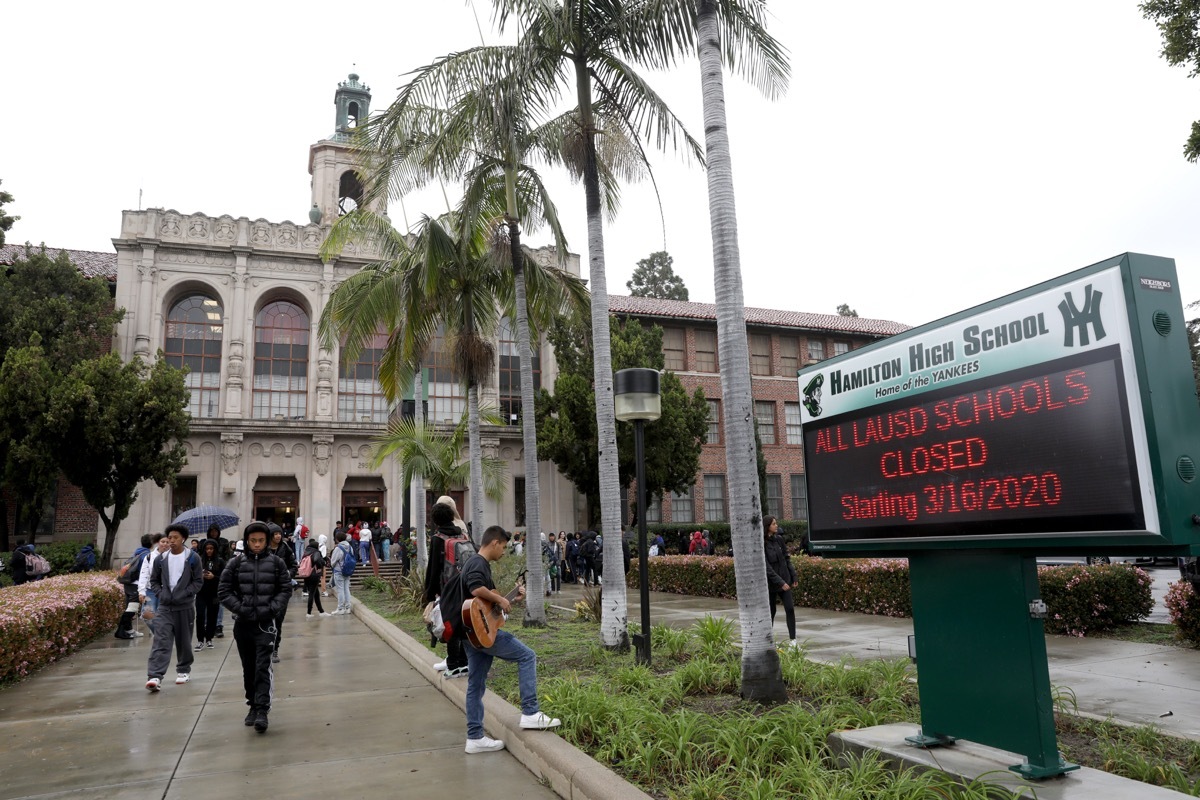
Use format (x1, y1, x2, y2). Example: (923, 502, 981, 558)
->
(763, 516, 798, 648)
(194, 539, 225, 650)
(301, 537, 328, 617)
(328, 531, 354, 614)
(267, 526, 297, 663)
(145, 525, 204, 691)
(450, 526, 562, 753)
(218, 521, 292, 733)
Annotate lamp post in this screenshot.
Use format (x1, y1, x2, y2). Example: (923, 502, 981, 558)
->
(614, 368, 661, 666)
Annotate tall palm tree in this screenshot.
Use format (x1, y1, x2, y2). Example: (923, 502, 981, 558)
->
(629, 0, 789, 700)
(358, 70, 590, 623)
(490, 0, 705, 650)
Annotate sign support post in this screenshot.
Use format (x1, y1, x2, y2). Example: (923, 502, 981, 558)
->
(906, 550, 1077, 778)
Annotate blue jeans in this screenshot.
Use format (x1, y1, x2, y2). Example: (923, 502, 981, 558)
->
(464, 630, 539, 740)
(381, 540, 390, 562)
(333, 572, 352, 610)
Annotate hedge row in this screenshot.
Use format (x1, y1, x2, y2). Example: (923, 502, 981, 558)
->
(627, 555, 1154, 636)
(0, 572, 123, 682)
(1165, 580, 1200, 646)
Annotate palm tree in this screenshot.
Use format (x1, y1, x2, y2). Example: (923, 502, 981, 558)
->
(357, 70, 589, 623)
(489, 0, 705, 650)
(629, 0, 789, 700)
(373, 408, 508, 507)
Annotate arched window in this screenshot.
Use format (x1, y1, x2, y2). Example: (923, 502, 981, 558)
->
(164, 294, 223, 418)
(498, 317, 541, 426)
(338, 171, 364, 216)
(338, 332, 390, 423)
(427, 327, 465, 425)
(253, 300, 309, 419)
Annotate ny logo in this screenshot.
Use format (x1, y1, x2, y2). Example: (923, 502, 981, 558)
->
(1058, 284, 1106, 347)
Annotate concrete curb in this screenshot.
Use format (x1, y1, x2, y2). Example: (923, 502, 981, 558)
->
(352, 599, 652, 800)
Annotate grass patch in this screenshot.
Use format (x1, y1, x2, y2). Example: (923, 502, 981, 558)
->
(356, 584, 1200, 798)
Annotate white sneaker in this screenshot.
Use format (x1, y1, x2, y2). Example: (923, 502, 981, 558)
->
(432, 659, 448, 671)
(465, 736, 505, 754)
(306, 613, 315, 619)
(175, 673, 190, 685)
(132, 631, 145, 637)
(319, 612, 332, 618)
(519, 711, 562, 730)
(146, 677, 161, 692)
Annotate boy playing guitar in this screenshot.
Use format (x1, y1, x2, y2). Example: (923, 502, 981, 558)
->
(459, 525, 562, 754)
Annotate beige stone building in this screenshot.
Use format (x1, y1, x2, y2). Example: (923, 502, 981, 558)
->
(107, 74, 583, 558)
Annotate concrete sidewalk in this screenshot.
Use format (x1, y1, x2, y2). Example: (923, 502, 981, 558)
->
(0, 595, 560, 800)
(550, 568, 1200, 741)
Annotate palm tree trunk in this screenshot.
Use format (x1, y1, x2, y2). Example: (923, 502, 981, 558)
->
(414, 364, 428, 571)
(698, 0, 786, 702)
(575, 53, 629, 651)
(467, 382, 484, 545)
(510, 219, 547, 625)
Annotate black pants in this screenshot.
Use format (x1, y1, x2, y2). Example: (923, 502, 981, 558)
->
(769, 588, 797, 640)
(446, 634, 467, 670)
(273, 603, 288, 654)
(305, 577, 324, 614)
(234, 617, 276, 711)
(195, 595, 219, 642)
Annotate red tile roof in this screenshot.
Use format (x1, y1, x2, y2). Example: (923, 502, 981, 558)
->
(0, 243, 117, 281)
(607, 294, 909, 337)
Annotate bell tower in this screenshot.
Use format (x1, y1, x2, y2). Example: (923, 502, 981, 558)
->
(308, 73, 386, 225)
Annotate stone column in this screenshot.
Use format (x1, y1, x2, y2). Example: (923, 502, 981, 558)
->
(315, 267, 336, 421)
(225, 251, 250, 418)
(311, 433, 336, 536)
(132, 245, 158, 362)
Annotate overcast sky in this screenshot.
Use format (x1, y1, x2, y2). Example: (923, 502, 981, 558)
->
(3, 1, 1197, 328)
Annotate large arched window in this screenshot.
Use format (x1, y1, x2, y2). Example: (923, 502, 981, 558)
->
(498, 317, 541, 426)
(253, 300, 309, 419)
(427, 327, 465, 425)
(164, 294, 224, 418)
(338, 332, 390, 423)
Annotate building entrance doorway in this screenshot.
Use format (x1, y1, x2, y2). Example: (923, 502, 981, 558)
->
(342, 491, 384, 528)
(253, 491, 298, 529)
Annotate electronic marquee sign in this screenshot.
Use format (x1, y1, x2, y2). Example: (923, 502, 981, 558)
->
(797, 253, 1200, 554)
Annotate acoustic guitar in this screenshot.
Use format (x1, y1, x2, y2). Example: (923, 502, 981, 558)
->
(461, 572, 526, 649)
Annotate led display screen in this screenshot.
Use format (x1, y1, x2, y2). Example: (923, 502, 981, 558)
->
(803, 345, 1144, 543)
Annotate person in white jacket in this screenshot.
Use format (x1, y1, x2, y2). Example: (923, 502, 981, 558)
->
(138, 533, 170, 613)
(359, 523, 372, 563)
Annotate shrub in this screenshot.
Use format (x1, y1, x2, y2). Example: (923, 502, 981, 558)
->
(1038, 563, 1153, 636)
(0, 572, 123, 683)
(1, 541, 90, 585)
(630, 555, 1154, 634)
(1165, 580, 1200, 646)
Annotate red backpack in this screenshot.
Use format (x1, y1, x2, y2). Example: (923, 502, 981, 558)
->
(440, 533, 477, 589)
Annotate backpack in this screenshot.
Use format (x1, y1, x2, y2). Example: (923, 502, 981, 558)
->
(582, 538, 597, 560)
(297, 553, 314, 578)
(25, 551, 51, 577)
(339, 542, 358, 577)
(118, 552, 143, 584)
(298, 524, 309, 540)
(72, 548, 96, 572)
(441, 534, 477, 589)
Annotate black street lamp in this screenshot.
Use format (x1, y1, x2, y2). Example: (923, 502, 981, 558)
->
(614, 368, 661, 666)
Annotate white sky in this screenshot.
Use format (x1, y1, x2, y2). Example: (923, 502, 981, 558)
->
(3, 1, 1197, 328)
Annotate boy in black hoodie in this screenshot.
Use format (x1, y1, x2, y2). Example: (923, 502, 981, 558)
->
(218, 521, 292, 733)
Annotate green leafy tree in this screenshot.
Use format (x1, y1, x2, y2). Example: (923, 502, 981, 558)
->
(627, 251, 689, 300)
(837, 303, 859, 317)
(52, 353, 191, 565)
(1140, 0, 1200, 161)
(0, 180, 17, 246)
(0, 247, 124, 549)
(537, 314, 709, 524)
(0, 338, 60, 547)
(1188, 299, 1200, 401)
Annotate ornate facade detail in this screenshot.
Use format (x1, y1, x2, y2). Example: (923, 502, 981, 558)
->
(136, 263, 159, 279)
(313, 433, 334, 476)
(158, 251, 234, 267)
(251, 223, 271, 245)
(187, 217, 210, 239)
(215, 218, 236, 241)
(248, 442, 264, 456)
(316, 350, 334, 420)
(160, 215, 182, 237)
(220, 433, 243, 476)
(277, 225, 297, 247)
(302, 226, 322, 249)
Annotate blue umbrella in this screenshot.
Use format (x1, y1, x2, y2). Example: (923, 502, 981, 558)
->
(172, 505, 240, 537)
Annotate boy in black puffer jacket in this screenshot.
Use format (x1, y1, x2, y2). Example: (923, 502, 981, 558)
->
(219, 521, 292, 733)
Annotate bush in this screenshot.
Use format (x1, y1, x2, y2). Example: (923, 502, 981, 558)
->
(1037, 563, 1153, 636)
(630, 555, 1153, 634)
(643, 521, 808, 554)
(1165, 580, 1200, 646)
(0, 572, 123, 683)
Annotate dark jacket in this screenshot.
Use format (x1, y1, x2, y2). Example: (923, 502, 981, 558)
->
(423, 523, 461, 604)
(205, 534, 231, 560)
(149, 549, 205, 608)
(71, 545, 97, 572)
(302, 540, 325, 582)
(270, 542, 298, 579)
(197, 551, 226, 600)
(218, 544, 292, 623)
(764, 534, 797, 592)
(11, 545, 34, 585)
